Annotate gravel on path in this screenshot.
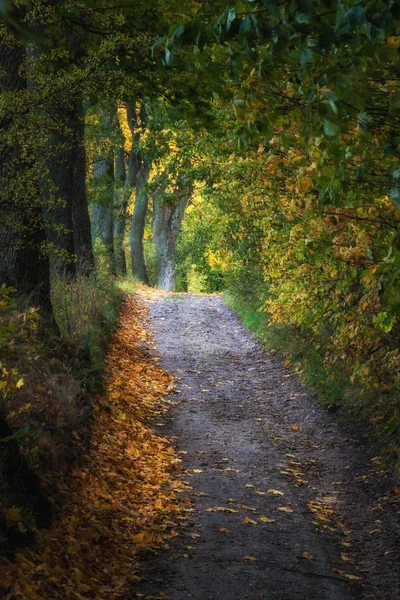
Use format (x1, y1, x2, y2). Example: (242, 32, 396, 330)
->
(131, 292, 400, 600)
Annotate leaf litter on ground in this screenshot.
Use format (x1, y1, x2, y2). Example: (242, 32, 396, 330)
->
(0, 294, 189, 600)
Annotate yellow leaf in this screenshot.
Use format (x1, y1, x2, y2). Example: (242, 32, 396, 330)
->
(255, 490, 265, 495)
(219, 527, 231, 533)
(243, 555, 257, 561)
(243, 517, 257, 525)
(259, 515, 275, 523)
(192, 469, 203, 473)
(205, 507, 238, 513)
(277, 506, 294, 513)
(241, 504, 256, 511)
(6, 506, 21, 523)
(16, 378, 24, 389)
(268, 489, 284, 496)
(333, 569, 362, 581)
(341, 553, 352, 562)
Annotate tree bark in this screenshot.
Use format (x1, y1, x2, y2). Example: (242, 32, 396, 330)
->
(71, 103, 95, 275)
(45, 100, 95, 277)
(0, 29, 56, 327)
(90, 109, 115, 267)
(127, 102, 150, 284)
(130, 157, 150, 284)
(113, 145, 128, 275)
(152, 175, 191, 291)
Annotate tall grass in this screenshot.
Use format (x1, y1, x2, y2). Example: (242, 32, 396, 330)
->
(51, 273, 122, 386)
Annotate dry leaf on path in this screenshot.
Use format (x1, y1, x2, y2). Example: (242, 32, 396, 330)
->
(243, 517, 258, 525)
(259, 516, 275, 523)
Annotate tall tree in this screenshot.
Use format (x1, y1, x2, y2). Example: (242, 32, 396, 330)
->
(46, 99, 95, 276)
(113, 144, 128, 275)
(90, 110, 116, 267)
(0, 22, 55, 326)
(152, 171, 192, 291)
(128, 102, 150, 284)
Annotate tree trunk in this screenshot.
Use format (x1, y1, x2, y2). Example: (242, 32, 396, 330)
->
(127, 102, 150, 284)
(71, 103, 95, 275)
(46, 101, 95, 277)
(91, 202, 114, 255)
(0, 31, 56, 329)
(91, 160, 114, 266)
(0, 26, 53, 531)
(130, 158, 150, 284)
(90, 110, 115, 268)
(113, 145, 128, 275)
(152, 176, 191, 292)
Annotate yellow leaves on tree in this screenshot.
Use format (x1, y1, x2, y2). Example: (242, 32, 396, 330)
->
(0, 294, 188, 600)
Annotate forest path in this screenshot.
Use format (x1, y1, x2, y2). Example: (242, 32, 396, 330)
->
(131, 292, 399, 600)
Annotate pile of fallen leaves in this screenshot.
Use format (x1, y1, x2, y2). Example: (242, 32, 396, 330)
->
(0, 294, 189, 599)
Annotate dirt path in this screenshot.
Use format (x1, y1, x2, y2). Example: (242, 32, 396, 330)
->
(131, 292, 400, 600)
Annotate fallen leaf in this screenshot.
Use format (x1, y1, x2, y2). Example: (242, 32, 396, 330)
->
(219, 527, 231, 533)
(333, 569, 362, 581)
(192, 469, 203, 473)
(340, 553, 352, 562)
(205, 507, 238, 513)
(268, 489, 284, 496)
(277, 506, 294, 513)
(6, 506, 21, 523)
(243, 517, 257, 525)
(259, 515, 275, 523)
(241, 504, 256, 511)
(243, 555, 257, 561)
(303, 551, 312, 559)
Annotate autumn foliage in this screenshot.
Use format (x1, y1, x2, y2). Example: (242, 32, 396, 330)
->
(0, 294, 188, 599)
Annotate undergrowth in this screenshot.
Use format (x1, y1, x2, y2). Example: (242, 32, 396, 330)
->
(51, 273, 122, 388)
(0, 273, 123, 557)
(223, 289, 400, 479)
(0, 293, 188, 600)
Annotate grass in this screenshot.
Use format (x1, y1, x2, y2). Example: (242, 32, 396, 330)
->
(51, 272, 122, 387)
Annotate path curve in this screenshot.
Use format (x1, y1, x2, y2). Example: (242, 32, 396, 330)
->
(132, 292, 400, 600)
